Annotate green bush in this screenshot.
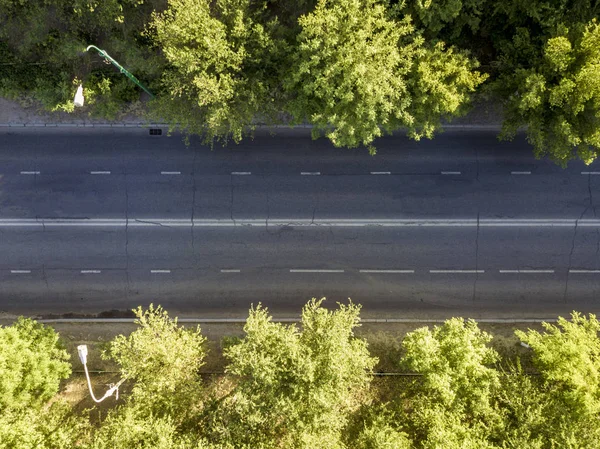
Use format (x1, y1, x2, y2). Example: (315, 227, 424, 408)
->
(0, 317, 71, 412)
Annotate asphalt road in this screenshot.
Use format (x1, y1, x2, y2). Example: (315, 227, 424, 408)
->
(1, 127, 600, 319)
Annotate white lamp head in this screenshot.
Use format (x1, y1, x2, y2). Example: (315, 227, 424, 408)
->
(74, 84, 84, 107)
(77, 344, 88, 364)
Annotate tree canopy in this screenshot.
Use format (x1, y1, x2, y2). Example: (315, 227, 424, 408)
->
(0, 317, 71, 411)
(219, 298, 377, 448)
(498, 21, 600, 166)
(2, 0, 600, 162)
(3, 305, 600, 448)
(285, 0, 485, 154)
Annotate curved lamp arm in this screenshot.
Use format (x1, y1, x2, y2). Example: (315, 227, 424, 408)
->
(85, 45, 154, 98)
(77, 345, 126, 403)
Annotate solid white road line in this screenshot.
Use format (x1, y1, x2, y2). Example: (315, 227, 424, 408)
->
(581, 172, 600, 175)
(20, 171, 40, 175)
(511, 171, 531, 175)
(90, 171, 111, 175)
(231, 172, 251, 175)
(10, 270, 31, 274)
(3, 218, 600, 228)
(161, 171, 181, 175)
(80, 270, 101, 274)
(441, 171, 461, 175)
(360, 269, 414, 273)
(301, 172, 320, 175)
(370, 172, 391, 175)
(569, 269, 600, 273)
(290, 269, 344, 273)
(151, 269, 171, 273)
(430, 270, 484, 273)
(220, 269, 241, 273)
(499, 269, 554, 273)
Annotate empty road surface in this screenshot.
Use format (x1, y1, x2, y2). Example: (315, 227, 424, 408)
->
(1, 127, 600, 319)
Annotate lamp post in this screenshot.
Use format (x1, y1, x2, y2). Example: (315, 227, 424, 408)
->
(74, 44, 154, 107)
(77, 344, 125, 403)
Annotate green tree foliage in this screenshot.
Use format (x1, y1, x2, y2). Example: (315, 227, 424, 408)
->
(0, 401, 90, 449)
(402, 317, 500, 413)
(0, 0, 158, 115)
(509, 313, 600, 448)
(90, 404, 209, 449)
(0, 317, 71, 411)
(217, 298, 377, 448)
(150, 0, 286, 144)
(407, 40, 487, 142)
(286, 0, 485, 154)
(285, 0, 416, 153)
(351, 408, 412, 449)
(105, 304, 207, 416)
(401, 318, 501, 449)
(516, 312, 600, 416)
(499, 21, 600, 166)
(401, 0, 487, 38)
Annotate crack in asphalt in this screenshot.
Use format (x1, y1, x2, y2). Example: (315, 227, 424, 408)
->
(191, 149, 197, 249)
(564, 191, 591, 302)
(265, 186, 270, 231)
(41, 264, 49, 290)
(124, 168, 130, 298)
(36, 216, 46, 232)
(475, 146, 481, 183)
(132, 219, 173, 228)
(230, 173, 236, 227)
(587, 175, 600, 269)
(473, 211, 480, 303)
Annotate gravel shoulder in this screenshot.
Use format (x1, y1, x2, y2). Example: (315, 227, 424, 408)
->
(0, 95, 504, 127)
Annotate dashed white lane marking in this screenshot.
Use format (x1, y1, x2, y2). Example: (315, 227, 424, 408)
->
(20, 171, 40, 175)
(90, 171, 111, 175)
(161, 171, 181, 175)
(301, 172, 321, 176)
(290, 269, 344, 273)
(430, 270, 484, 273)
(511, 171, 531, 175)
(569, 269, 600, 273)
(231, 172, 251, 175)
(371, 171, 391, 175)
(11, 270, 31, 274)
(499, 269, 554, 273)
(360, 269, 414, 273)
(80, 270, 101, 274)
(441, 171, 461, 175)
(581, 172, 600, 175)
(220, 269, 241, 273)
(151, 269, 171, 273)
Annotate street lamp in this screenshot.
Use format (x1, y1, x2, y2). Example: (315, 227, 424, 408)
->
(77, 344, 125, 403)
(74, 44, 154, 107)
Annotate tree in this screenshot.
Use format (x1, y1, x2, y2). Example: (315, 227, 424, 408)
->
(498, 21, 600, 166)
(509, 313, 600, 448)
(0, 317, 71, 411)
(350, 407, 412, 449)
(406, 40, 487, 142)
(285, 0, 486, 154)
(150, 0, 286, 145)
(399, 0, 487, 39)
(516, 312, 600, 416)
(401, 318, 502, 449)
(0, 401, 90, 449)
(216, 298, 377, 448)
(402, 317, 500, 413)
(105, 304, 207, 417)
(90, 404, 211, 449)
